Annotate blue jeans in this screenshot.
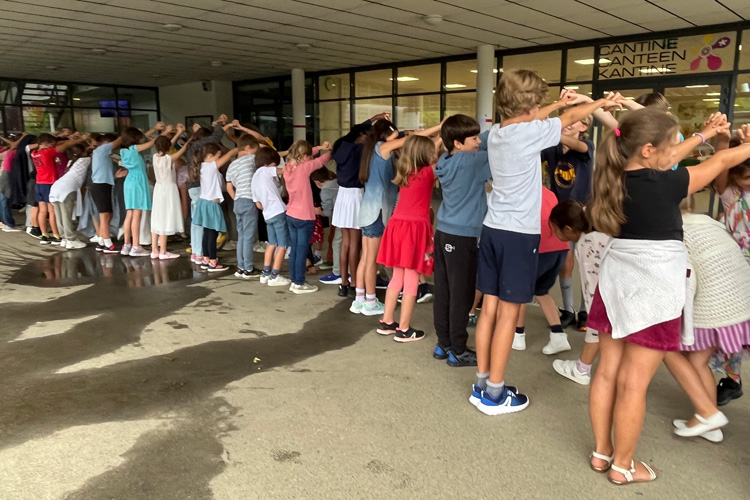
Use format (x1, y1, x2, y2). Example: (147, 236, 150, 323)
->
(0, 192, 14, 227)
(286, 215, 315, 285)
(188, 187, 203, 257)
(234, 198, 258, 271)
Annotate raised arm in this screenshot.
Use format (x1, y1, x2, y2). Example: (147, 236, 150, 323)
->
(170, 138, 193, 162)
(215, 148, 238, 169)
(231, 120, 271, 145)
(55, 133, 88, 152)
(687, 126, 750, 195)
(558, 97, 622, 129)
(712, 127, 733, 194)
(380, 121, 443, 158)
(170, 124, 186, 146)
(560, 134, 589, 153)
(673, 112, 727, 165)
(110, 137, 123, 151)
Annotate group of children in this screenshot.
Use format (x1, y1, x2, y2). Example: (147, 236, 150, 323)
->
(3, 68, 750, 486)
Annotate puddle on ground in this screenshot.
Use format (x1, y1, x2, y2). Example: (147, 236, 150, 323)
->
(8, 248, 212, 288)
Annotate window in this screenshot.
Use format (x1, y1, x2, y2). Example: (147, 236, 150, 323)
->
(355, 97, 392, 123)
(117, 88, 157, 111)
(503, 50, 562, 84)
(73, 108, 117, 133)
(397, 64, 440, 94)
(741, 30, 750, 70)
(72, 85, 116, 108)
(22, 106, 72, 135)
(318, 101, 351, 145)
(445, 92, 477, 119)
(0, 81, 19, 104)
(319, 73, 350, 100)
(562, 83, 592, 98)
(355, 69, 392, 98)
(397, 95, 441, 130)
(566, 47, 595, 82)
(735, 74, 750, 128)
(445, 60, 476, 91)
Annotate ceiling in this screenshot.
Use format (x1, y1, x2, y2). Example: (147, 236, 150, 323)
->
(0, 0, 748, 87)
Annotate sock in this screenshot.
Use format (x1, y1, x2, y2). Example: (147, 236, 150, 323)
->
(476, 372, 489, 390)
(271, 268, 280, 278)
(560, 278, 575, 313)
(356, 288, 365, 303)
(579, 289, 587, 313)
(551, 325, 564, 334)
(365, 293, 376, 304)
(576, 359, 592, 375)
(104, 238, 113, 247)
(515, 326, 525, 334)
(263, 265, 271, 274)
(486, 380, 505, 399)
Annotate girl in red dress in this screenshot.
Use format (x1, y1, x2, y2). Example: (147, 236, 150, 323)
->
(376, 135, 439, 343)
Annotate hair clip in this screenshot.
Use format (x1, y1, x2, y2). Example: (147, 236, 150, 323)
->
(614, 128, 621, 137)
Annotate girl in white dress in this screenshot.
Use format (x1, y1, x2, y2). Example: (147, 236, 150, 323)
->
(150, 124, 190, 259)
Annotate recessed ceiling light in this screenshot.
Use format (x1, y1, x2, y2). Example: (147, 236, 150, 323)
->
(73, 97, 81, 101)
(470, 69, 499, 73)
(574, 58, 611, 65)
(91, 48, 107, 54)
(163, 23, 183, 31)
(45, 65, 58, 70)
(705, 92, 721, 96)
(686, 84, 709, 88)
(423, 14, 443, 25)
(295, 43, 311, 51)
(565, 85, 579, 90)
(389, 76, 419, 82)
(210, 60, 223, 67)
(444, 84, 467, 89)
(152, 74, 162, 78)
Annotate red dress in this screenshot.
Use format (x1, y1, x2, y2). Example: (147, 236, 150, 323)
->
(377, 166, 435, 275)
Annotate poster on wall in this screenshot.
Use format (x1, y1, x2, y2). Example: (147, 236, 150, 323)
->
(598, 32, 736, 79)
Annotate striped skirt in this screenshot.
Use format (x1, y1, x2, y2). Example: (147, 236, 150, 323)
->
(682, 319, 750, 354)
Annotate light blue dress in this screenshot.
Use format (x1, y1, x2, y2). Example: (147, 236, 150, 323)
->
(121, 145, 152, 210)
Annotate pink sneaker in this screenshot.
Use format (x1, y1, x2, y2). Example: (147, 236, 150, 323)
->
(129, 246, 151, 257)
(150, 252, 159, 259)
(159, 252, 180, 260)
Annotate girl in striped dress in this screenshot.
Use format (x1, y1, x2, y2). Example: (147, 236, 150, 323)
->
(672, 194, 750, 442)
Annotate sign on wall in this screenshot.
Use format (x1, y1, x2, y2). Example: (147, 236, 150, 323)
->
(598, 32, 736, 79)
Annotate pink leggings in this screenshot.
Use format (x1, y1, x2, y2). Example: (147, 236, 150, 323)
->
(389, 267, 419, 296)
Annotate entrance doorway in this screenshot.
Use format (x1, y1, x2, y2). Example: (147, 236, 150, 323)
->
(593, 75, 733, 216)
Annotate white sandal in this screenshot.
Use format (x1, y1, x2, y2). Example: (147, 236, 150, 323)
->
(589, 451, 613, 473)
(608, 460, 658, 485)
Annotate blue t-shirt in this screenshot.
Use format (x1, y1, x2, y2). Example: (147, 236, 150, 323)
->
(358, 142, 397, 228)
(541, 137, 594, 204)
(435, 130, 491, 238)
(91, 142, 115, 185)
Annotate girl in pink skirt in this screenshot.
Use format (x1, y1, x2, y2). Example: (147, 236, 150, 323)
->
(585, 109, 750, 485)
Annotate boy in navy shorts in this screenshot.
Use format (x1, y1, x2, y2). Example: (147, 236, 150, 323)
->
(472, 70, 621, 415)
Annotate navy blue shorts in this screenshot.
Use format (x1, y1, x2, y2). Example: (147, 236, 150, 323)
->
(476, 226, 540, 304)
(534, 250, 568, 296)
(35, 183, 52, 204)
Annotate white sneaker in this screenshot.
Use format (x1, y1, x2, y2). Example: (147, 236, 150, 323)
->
(90, 235, 101, 243)
(361, 300, 385, 316)
(292, 282, 318, 294)
(543, 332, 571, 355)
(512, 333, 527, 351)
(60, 239, 70, 249)
(349, 300, 363, 314)
(260, 273, 270, 284)
(234, 270, 245, 279)
(553, 359, 591, 385)
(68, 240, 87, 249)
(268, 275, 291, 287)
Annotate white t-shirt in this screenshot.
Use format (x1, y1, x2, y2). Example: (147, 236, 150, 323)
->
(251, 165, 286, 221)
(49, 157, 91, 202)
(200, 161, 224, 202)
(484, 118, 562, 234)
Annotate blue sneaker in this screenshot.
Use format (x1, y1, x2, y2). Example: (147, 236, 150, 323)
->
(433, 344, 449, 360)
(349, 300, 363, 314)
(447, 349, 477, 367)
(477, 387, 529, 415)
(376, 276, 390, 289)
(319, 273, 342, 285)
(469, 384, 518, 408)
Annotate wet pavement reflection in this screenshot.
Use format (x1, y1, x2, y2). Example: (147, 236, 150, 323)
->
(9, 249, 209, 288)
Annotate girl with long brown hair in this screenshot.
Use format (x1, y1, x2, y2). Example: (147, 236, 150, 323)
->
(585, 108, 750, 485)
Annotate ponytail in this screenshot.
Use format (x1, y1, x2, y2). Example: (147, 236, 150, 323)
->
(359, 119, 397, 184)
(189, 142, 221, 182)
(589, 131, 627, 236)
(588, 108, 678, 236)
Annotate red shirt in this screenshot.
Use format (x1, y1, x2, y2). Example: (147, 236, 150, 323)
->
(539, 187, 570, 254)
(31, 147, 58, 184)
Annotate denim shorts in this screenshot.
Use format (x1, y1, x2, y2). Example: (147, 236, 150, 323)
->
(266, 213, 289, 248)
(361, 212, 385, 238)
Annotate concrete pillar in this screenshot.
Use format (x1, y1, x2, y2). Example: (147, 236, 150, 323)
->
(476, 44, 495, 132)
(291, 68, 306, 141)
